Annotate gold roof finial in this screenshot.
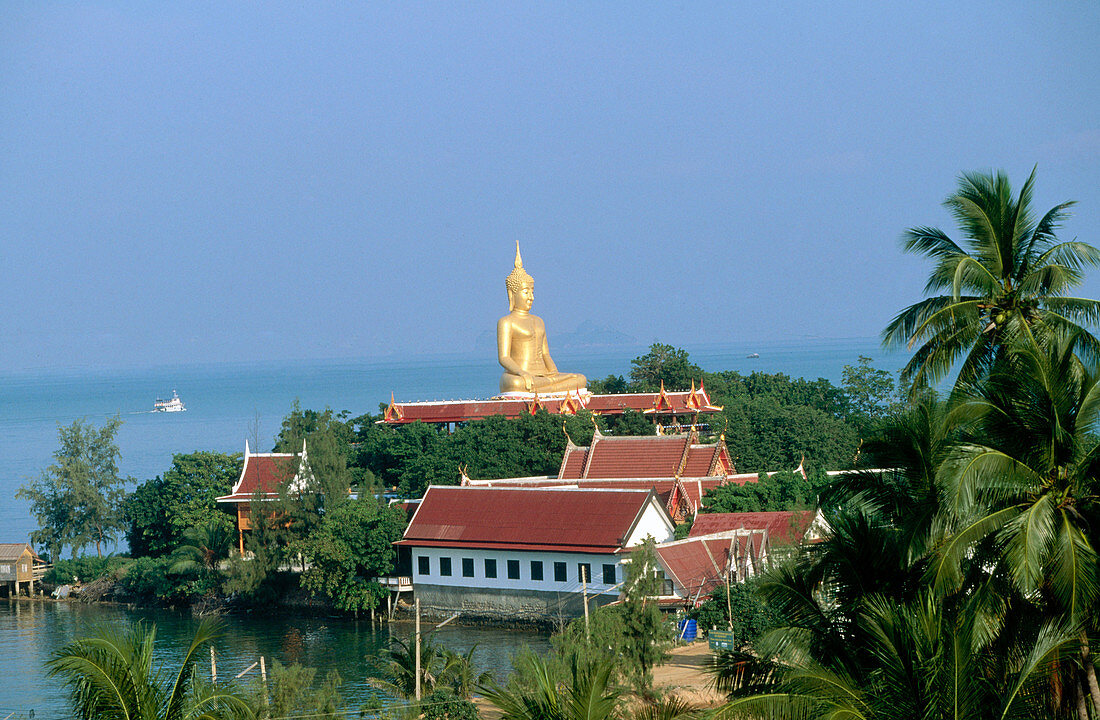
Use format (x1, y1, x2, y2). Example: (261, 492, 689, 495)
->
(506, 241, 534, 293)
(562, 420, 573, 446)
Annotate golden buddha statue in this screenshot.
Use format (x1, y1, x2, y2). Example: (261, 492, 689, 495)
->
(497, 244, 587, 395)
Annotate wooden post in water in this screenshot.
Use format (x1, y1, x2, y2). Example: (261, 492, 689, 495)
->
(260, 655, 268, 718)
(387, 592, 392, 622)
(210, 647, 217, 684)
(581, 566, 590, 641)
(415, 598, 422, 702)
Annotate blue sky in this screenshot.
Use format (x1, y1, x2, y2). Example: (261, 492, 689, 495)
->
(2, 2, 1098, 370)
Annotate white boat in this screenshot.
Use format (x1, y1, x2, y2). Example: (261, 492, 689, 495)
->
(153, 390, 186, 412)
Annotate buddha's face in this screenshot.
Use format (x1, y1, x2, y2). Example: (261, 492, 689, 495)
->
(509, 282, 534, 312)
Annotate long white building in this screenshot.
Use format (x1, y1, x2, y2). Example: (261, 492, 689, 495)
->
(395, 485, 676, 622)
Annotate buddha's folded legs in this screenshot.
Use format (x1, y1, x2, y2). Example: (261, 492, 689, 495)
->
(500, 371, 587, 394)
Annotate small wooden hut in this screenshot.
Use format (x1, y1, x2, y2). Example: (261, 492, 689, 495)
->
(0, 543, 45, 597)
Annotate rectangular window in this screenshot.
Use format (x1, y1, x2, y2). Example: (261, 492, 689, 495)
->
(439, 557, 452, 577)
(578, 563, 592, 585)
(603, 564, 616, 585)
(507, 559, 520, 580)
(484, 558, 497, 579)
(461, 558, 474, 578)
(417, 556, 430, 576)
(554, 561, 567, 582)
(530, 561, 544, 581)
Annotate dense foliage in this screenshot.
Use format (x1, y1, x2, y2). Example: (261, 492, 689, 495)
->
(702, 469, 829, 513)
(47, 618, 252, 720)
(688, 581, 778, 644)
(712, 169, 1100, 720)
(18, 416, 130, 559)
(124, 451, 240, 558)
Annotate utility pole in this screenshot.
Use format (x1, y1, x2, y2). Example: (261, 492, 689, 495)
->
(415, 598, 422, 702)
(581, 566, 590, 640)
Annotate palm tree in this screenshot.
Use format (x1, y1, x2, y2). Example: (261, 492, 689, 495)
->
(713, 591, 1078, 720)
(441, 644, 493, 700)
(883, 168, 1100, 388)
(171, 521, 235, 576)
(368, 631, 452, 699)
(480, 655, 621, 720)
(46, 617, 252, 720)
(931, 327, 1100, 713)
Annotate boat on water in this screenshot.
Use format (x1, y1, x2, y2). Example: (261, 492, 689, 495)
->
(746, 353, 760, 359)
(153, 390, 186, 412)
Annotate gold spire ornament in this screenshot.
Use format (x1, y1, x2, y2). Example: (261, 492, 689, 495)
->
(496, 244, 587, 395)
(506, 241, 534, 295)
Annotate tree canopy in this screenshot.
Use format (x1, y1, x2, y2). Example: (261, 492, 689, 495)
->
(124, 451, 240, 558)
(19, 416, 130, 559)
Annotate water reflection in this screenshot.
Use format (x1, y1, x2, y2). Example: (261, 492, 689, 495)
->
(0, 601, 549, 718)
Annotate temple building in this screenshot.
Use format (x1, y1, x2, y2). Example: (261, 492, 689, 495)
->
(460, 428, 745, 522)
(380, 380, 724, 427)
(216, 440, 314, 554)
(653, 528, 770, 608)
(395, 485, 676, 621)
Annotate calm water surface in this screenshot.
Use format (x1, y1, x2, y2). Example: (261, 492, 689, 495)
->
(0, 339, 907, 716)
(0, 600, 549, 718)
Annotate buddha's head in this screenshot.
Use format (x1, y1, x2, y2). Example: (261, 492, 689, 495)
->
(506, 243, 534, 312)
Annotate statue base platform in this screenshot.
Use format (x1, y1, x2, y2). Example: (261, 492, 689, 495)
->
(494, 389, 590, 400)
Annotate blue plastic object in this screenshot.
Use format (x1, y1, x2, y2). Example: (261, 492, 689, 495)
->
(678, 618, 697, 641)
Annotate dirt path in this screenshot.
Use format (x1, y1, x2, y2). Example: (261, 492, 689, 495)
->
(474, 641, 722, 718)
(650, 641, 725, 706)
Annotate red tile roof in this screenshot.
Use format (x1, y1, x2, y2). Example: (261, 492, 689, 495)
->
(582, 435, 690, 479)
(560, 446, 588, 479)
(677, 477, 728, 512)
(556, 430, 734, 482)
(380, 387, 723, 425)
(397, 486, 660, 554)
(689, 511, 817, 546)
(216, 452, 299, 504)
(461, 476, 709, 523)
(656, 531, 766, 602)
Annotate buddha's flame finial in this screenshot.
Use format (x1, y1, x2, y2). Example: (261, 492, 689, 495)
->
(506, 241, 534, 293)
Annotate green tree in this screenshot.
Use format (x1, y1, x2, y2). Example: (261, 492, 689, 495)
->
(257, 660, 343, 720)
(932, 328, 1100, 711)
(630, 343, 704, 391)
(46, 618, 253, 720)
(883, 167, 1100, 388)
(621, 537, 673, 691)
(841, 355, 897, 434)
(169, 521, 236, 597)
(369, 632, 454, 699)
(440, 645, 493, 700)
(297, 499, 406, 614)
(587, 374, 630, 394)
(274, 401, 354, 501)
(482, 656, 621, 720)
(420, 689, 480, 720)
(703, 469, 827, 513)
(689, 581, 778, 643)
(125, 452, 240, 558)
(714, 591, 1077, 720)
(18, 416, 130, 558)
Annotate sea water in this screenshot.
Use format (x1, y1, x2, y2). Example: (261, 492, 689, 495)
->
(1, 337, 905, 548)
(0, 337, 905, 717)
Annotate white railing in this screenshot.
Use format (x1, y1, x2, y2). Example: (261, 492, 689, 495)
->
(376, 576, 413, 591)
